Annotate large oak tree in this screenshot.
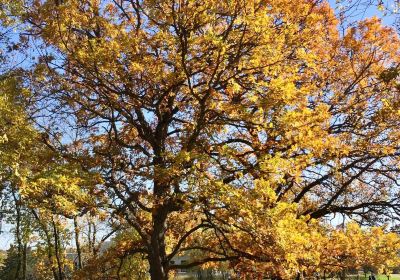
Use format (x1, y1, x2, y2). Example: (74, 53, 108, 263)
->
(2, 0, 400, 278)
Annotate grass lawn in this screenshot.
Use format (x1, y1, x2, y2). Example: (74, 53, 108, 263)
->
(174, 274, 400, 279)
(173, 275, 400, 280)
(380, 276, 400, 280)
(347, 275, 400, 280)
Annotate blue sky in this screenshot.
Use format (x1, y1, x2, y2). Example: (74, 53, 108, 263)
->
(329, 0, 398, 26)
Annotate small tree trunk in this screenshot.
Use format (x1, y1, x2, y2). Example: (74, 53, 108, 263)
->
(73, 216, 83, 269)
(87, 219, 92, 254)
(13, 192, 22, 280)
(92, 222, 97, 256)
(52, 219, 64, 280)
(31, 210, 59, 280)
(22, 243, 27, 280)
(337, 270, 344, 280)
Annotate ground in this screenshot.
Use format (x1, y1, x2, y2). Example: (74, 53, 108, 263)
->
(348, 275, 400, 280)
(173, 274, 400, 279)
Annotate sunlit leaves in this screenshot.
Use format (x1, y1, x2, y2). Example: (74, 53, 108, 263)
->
(1, 0, 400, 278)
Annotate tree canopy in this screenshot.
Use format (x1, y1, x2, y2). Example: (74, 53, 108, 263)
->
(1, 0, 400, 279)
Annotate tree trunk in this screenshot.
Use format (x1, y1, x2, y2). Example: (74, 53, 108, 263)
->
(73, 216, 83, 269)
(339, 270, 346, 280)
(52, 219, 64, 280)
(22, 243, 27, 280)
(31, 210, 59, 280)
(88, 219, 92, 254)
(148, 252, 168, 280)
(148, 212, 168, 280)
(92, 222, 97, 256)
(13, 192, 22, 280)
(148, 204, 169, 280)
